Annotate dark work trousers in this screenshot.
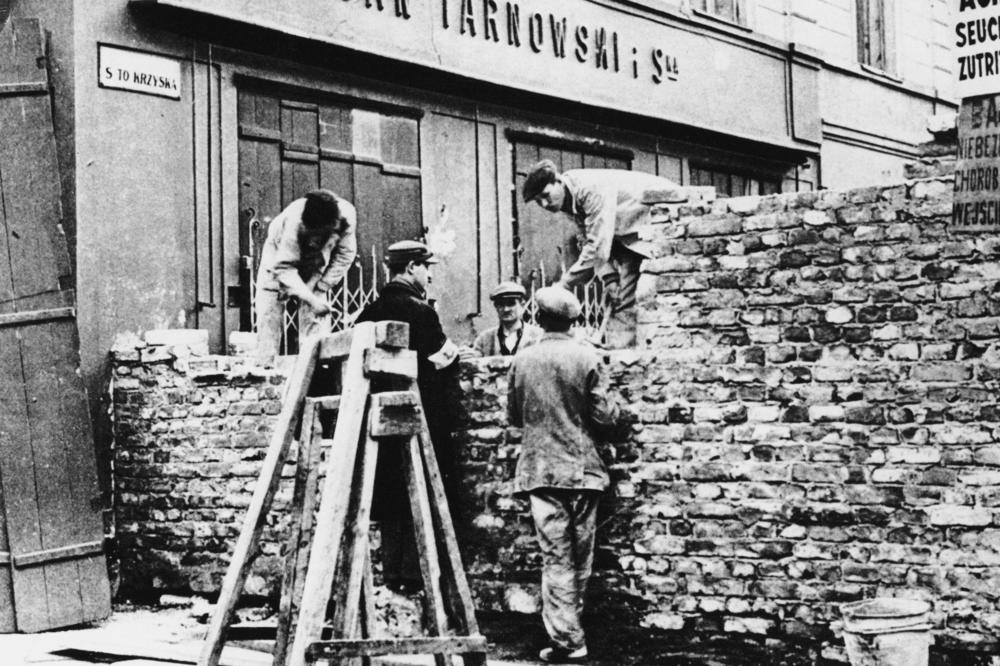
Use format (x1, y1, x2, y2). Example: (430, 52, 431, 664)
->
(529, 488, 601, 652)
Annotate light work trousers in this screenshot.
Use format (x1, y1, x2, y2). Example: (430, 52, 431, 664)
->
(529, 488, 601, 652)
(255, 289, 330, 366)
(605, 243, 641, 348)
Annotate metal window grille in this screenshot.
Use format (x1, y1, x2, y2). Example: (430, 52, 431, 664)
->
(249, 245, 381, 355)
(522, 262, 610, 343)
(249, 252, 610, 349)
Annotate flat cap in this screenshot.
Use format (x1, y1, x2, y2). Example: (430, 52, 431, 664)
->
(385, 240, 438, 265)
(534, 285, 581, 320)
(490, 281, 527, 301)
(522, 159, 559, 202)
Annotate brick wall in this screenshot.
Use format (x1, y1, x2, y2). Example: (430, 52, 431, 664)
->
(113, 174, 1000, 655)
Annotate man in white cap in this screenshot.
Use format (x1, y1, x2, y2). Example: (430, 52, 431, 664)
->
(471, 281, 543, 357)
(522, 160, 685, 347)
(254, 189, 357, 366)
(506, 286, 620, 663)
(356, 239, 460, 591)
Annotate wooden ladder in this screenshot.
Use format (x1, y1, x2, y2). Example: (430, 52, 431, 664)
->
(198, 321, 488, 666)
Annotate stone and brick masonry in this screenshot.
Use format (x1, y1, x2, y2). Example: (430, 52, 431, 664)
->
(113, 173, 1000, 657)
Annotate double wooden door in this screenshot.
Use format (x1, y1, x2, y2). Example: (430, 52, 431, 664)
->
(0, 18, 111, 632)
(237, 84, 423, 346)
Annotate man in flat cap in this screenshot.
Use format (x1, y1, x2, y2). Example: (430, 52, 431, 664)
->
(522, 160, 685, 347)
(470, 281, 544, 357)
(255, 189, 357, 366)
(507, 286, 620, 663)
(356, 239, 460, 590)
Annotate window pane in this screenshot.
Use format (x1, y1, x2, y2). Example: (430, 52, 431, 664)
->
(857, 0, 887, 69)
(696, 0, 745, 25)
(715, 0, 736, 22)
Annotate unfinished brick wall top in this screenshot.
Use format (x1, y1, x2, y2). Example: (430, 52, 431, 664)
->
(113, 174, 1000, 657)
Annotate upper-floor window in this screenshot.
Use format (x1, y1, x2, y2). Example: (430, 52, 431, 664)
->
(856, 0, 895, 73)
(692, 0, 747, 27)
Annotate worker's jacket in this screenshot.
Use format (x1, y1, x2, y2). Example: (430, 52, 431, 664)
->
(560, 169, 685, 286)
(507, 332, 620, 494)
(256, 196, 357, 296)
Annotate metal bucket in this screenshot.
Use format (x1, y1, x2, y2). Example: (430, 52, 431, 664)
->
(841, 598, 932, 666)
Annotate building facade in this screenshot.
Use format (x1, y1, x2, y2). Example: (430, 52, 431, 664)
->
(4, 0, 956, 398)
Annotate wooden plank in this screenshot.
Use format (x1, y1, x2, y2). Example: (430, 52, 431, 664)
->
(287, 323, 376, 666)
(363, 348, 417, 379)
(274, 399, 322, 666)
(306, 636, 488, 660)
(0, 307, 75, 329)
(374, 321, 410, 350)
(0, 19, 48, 89)
(37, 319, 109, 623)
(369, 391, 421, 438)
(330, 428, 380, 652)
(411, 379, 486, 666)
(318, 329, 355, 361)
(12, 540, 103, 568)
(199, 336, 320, 666)
(401, 435, 450, 666)
(319, 322, 409, 360)
(0, 159, 13, 309)
(20, 320, 93, 628)
(0, 449, 16, 632)
(361, 549, 376, 639)
(304, 396, 341, 412)
(0, 328, 52, 631)
(0, 20, 71, 302)
(0, 82, 48, 96)
(50, 309, 111, 628)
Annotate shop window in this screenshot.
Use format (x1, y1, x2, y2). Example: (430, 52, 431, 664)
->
(689, 164, 780, 198)
(856, 0, 895, 74)
(692, 0, 747, 27)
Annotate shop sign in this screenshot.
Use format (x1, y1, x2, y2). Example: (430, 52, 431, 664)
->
(98, 44, 181, 99)
(138, 0, 795, 145)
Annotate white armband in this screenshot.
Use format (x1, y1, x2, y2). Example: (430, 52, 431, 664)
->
(428, 339, 459, 369)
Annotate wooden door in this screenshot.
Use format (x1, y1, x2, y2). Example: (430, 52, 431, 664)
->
(511, 139, 630, 288)
(0, 18, 111, 632)
(237, 84, 422, 350)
